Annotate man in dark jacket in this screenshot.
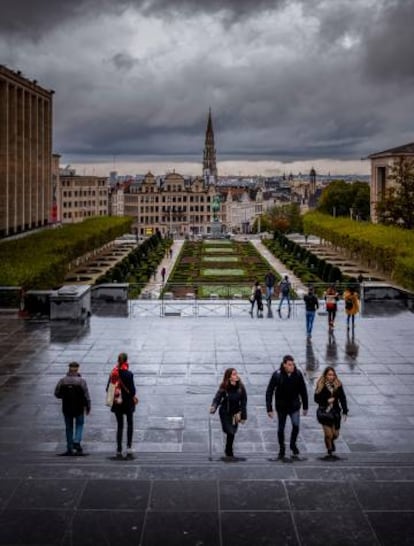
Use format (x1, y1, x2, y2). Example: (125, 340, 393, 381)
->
(264, 270, 276, 305)
(266, 355, 308, 459)
(55, 362, 91, 455)
(304, 286, 319, 338)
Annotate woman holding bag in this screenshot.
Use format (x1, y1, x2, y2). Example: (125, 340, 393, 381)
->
(106, 352, 138, 459)
(314, 366, 348, 458)
(210, 368, 247, 460)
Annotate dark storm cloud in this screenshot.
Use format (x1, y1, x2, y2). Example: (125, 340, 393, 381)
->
(0, 0, 287, 36)
(364, 0, 414, 81)
(2, 0, 412, 167)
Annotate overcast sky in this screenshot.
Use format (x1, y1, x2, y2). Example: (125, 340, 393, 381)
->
(1, 0, 413, 176)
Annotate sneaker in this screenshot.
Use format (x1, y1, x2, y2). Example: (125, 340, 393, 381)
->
(277, 448, 285, 460)
(125, 448, 134, 460)
(291, 445, 300, 456)
(115, 451, 123, 460)
(73, 443, 83, 454)
(59, 450, 75, 456)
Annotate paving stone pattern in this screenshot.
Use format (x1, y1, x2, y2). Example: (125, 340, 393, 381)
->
(0, 303, 413, 545)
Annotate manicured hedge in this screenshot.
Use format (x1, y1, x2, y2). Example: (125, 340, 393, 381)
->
(0, 217, 132, 289)
(303, 211, 414, 291)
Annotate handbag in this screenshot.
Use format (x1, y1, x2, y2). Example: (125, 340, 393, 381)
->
(316, 406, 335, 426)
(106, 382, 116, 407)
(232, 412, 242, 425)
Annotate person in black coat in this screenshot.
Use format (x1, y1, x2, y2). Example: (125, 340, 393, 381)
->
(314, 366, 348, 457)
(107, 352, 137, 459)
(266, 355, 308, 459)
(304, 286, 319, 338)
(55, 361, 91, 456)
(210, 368, 247, 460)
(250, 280, 264, 317)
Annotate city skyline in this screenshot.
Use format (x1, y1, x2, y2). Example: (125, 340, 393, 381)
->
(1, 0, 413, 176)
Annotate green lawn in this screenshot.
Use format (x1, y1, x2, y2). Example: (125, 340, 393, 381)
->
(202, 257, 239, 262)
(201, 268, 245, 276)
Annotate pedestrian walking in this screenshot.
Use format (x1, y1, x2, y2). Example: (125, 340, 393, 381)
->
(169, 248, 173, 259)
(106, 353, 138, 459)
(314, 366, 348, 458)
(54, 361, 91, 456)
(266, 355, 308, 459)
(324, 284, 339, 330)
(304, 286, 319, 338)
(210, 368, 247, 461)
(278, 275, 291, 313)
(343, 285, 360, 332)
(264, 270, 276, 305)
(249, 280, 264, 317)
(161, 266, 166, 283)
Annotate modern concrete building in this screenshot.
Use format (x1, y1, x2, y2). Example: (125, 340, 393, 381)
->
(0, 65, 54, 238)
(368, 142, 414, 223)
(59, 172, 109, 223)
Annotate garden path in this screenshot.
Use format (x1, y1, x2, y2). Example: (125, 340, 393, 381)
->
(250, 239, 308, 295)
(143, 238, 185, 298)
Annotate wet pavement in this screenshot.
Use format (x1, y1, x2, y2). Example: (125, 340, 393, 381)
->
(0, 301, 414, 545)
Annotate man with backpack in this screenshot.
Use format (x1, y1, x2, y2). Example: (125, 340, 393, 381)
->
(278, 275, 291, 313)
(266, 355, 308, 459)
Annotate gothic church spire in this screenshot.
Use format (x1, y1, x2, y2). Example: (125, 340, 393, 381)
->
(203, 108, 217, 181)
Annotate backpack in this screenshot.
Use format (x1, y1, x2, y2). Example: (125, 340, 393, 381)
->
(345, 297, 354, 310)
(280, 281, 290, 295)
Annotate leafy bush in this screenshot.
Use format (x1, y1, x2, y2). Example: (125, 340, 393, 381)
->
(0, 217, 132, 289)
(304, 211, 414, 291)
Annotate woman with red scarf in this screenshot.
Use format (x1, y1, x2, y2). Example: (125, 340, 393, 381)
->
(107, 352, 137, 459)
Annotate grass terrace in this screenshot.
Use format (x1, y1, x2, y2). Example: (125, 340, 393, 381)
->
(164, 239, 279, 298)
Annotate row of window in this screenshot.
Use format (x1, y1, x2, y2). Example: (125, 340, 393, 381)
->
(135, 205, 210, 213)
(61, 180, 107, 187)
(137, 216, 207, 224)
(62, 191, 101, 197)
(62, 201, 107, 208)
(128, 195, 211, 204)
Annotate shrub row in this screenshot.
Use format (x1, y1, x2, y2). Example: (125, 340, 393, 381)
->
(263, 232, 352, 295)
(303, 212, 414, 292)
(96, 233, 171, 296)
(0, 217, 132, 289)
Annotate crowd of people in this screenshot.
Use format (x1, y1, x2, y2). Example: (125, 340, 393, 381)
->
(54, 271, 358, 462)
(250, 272, 361, 336)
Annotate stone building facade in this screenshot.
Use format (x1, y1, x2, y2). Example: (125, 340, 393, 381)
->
(368, 142, 414, 223)
(59, 173, 109, 223)
(0, 65, 53, 238)
(124, 172, 221, 237)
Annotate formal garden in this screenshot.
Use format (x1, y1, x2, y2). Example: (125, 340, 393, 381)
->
(164, 239, 279, 298)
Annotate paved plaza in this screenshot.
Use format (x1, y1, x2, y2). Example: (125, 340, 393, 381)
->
(0, 297, 414, 545)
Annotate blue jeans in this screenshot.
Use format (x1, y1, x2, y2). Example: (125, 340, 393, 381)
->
(277, 410, 300, 448)
(265, 286, 274, 302)
(306, 310, 316, 335)
(278, 294, 290, 310)
(64, 414, 84, 451)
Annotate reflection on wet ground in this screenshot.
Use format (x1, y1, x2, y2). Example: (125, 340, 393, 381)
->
(0, 297, 413, 544)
